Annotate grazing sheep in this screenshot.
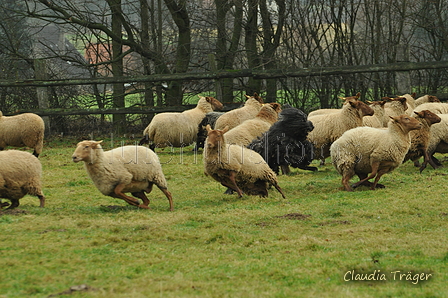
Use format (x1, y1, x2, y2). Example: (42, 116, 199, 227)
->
(414, 94, 440, 107)
(330, 115, 422, 191)
(308, 93, 360, 117)
(307, 96, 374, 165)
(414, 102, 448, 114)
(224, 103, 281, 146)
(249, 104, 316, 175)
(139, 96, 223, 150)
(203, 125, 286, 198)
(214, 93, 264, 130)
(383, 96, 408, 124)
(0, 111, 45, 157)
(72, 140, 174, 211)
(363, 100, 387, 128)
(0, 150, 45, 209)
(195, 111, 225, 151)
(403, 110, 441, 172)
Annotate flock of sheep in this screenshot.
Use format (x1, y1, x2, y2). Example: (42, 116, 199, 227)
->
(1, 92, 447, 211)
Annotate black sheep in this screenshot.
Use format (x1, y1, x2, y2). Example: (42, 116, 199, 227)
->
(248, 104, 317, 174)
(195, 111, 225, 151)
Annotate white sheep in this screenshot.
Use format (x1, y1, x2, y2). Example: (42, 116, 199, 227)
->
(403, 110, 441, 172)
(383, 96, 408, 123)
(72, 140, 174, 211)
(330, 115, 422, 191)
(139, 96, 223, 149)
(0, 111, 45, 157)
(362, 100, 387, 128)
(0, 150, 45, 209)
(308, 92, 360, 117)
(214, 93, 264, 130)
(224, 103, 281, 146)
(414, 102, 448, 114)
(419, 113, 448, 169)
(414, 94, 440, 107)
(307, 97, 374, 164)
(203, 125, 286, 198)
(398, 93, 416, 114)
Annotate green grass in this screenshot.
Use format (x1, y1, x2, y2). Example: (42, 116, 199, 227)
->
(1, 138, 447, 297)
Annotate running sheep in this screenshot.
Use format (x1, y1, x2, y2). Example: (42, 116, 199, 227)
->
(307, 95, 374, 165)
(72, 140, 174, 211)
(0, 111, 45, 157)
(203, 125, 286, 198)
(414, 102, 448, 114)
(414, 94, 440, 107)
(224, 103, 281, 146)
(214, 93, 264, 130)
(0, 150, 45, 209)
(383, 96, 408, 124)
(307, 93, 360, 117)
(330, 115, 422, 191)
(403, 110, 441, 172)
(420, 113, 448, 170)
(139, 96, 223, 150)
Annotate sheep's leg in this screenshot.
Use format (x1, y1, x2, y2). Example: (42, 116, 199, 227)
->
(280, 165, 291, 175)
(228, 171, 243, 197)
(6, 199, 19, 210)
(138, 135, 149, 146)
(38, 195, 45, 208)
(351, 162, 380, 189)
(156, 186, 174, 211)
(273, 184, 286, 199)
(0, 200, 10, 208)
(132, 191, 150, 209)
(113, 184, 140, 207)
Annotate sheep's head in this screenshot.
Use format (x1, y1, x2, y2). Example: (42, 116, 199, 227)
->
(348, 99, 374, 117)
(205, 125, 229, 149)
(245, 92, 264, 104)
(414, 110, 441, 126)
(205, 96, 224, 111)
(427, 95, 441, 103)
(72, 140, 103, 163)
(390, 115, 422, 132)
(338, 92, 361, 103)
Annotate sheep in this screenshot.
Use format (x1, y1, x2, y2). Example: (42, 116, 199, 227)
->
(383, 96, 408, 124)
(249, 104, 316, 175)
(214, 93, 264, 130)
(414, 94, 440, 107)
(330, 115, 422, 191)
(0, 150, 45, 209)
(0, 111, 45, 157)
(72, 140, 174, 211)
(223, 103, 282, 146)
(307, 92, 360, 117)
(414, 102, 448, 114)
(403, 110, 441, 172)
(398, 93, 416, 114)
(203, 125, 286, 198)
(419, 113, 448, 170)
(139, 95, 223, 150)
(195, 111, 225, 151)
(362, 100, 387, 128)
(307, 96, 374, 165)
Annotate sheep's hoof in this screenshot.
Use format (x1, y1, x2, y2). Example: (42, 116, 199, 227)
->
(138, 204, 150, 209)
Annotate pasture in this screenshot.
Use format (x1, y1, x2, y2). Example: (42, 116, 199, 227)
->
(1, 137, 447, 297)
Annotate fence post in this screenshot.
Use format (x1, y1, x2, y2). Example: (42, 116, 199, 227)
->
(34, 59, 51, 135)
(396, 45, 412, 95)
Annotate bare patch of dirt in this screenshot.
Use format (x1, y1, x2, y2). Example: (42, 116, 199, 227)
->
(0, 209, 28, 216)
(276, 213, 311, 220)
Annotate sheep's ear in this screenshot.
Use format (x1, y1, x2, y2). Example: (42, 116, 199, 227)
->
(222, 126, 230, 134)
(244, 94, 250, 99)
(205, 96, 211, 102)
(205, 124, 212, 132)
(348, 99, 358, 108)
(398, 97, 407, 103)
(379, 100, 387, 106)
(366, 100, 372, 104)
(411, 92, 416, 98)
(355, 92, 361, 99)
(414, 111, 423, 117)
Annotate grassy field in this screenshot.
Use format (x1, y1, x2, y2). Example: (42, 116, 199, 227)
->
(1, 137, 447, 298)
